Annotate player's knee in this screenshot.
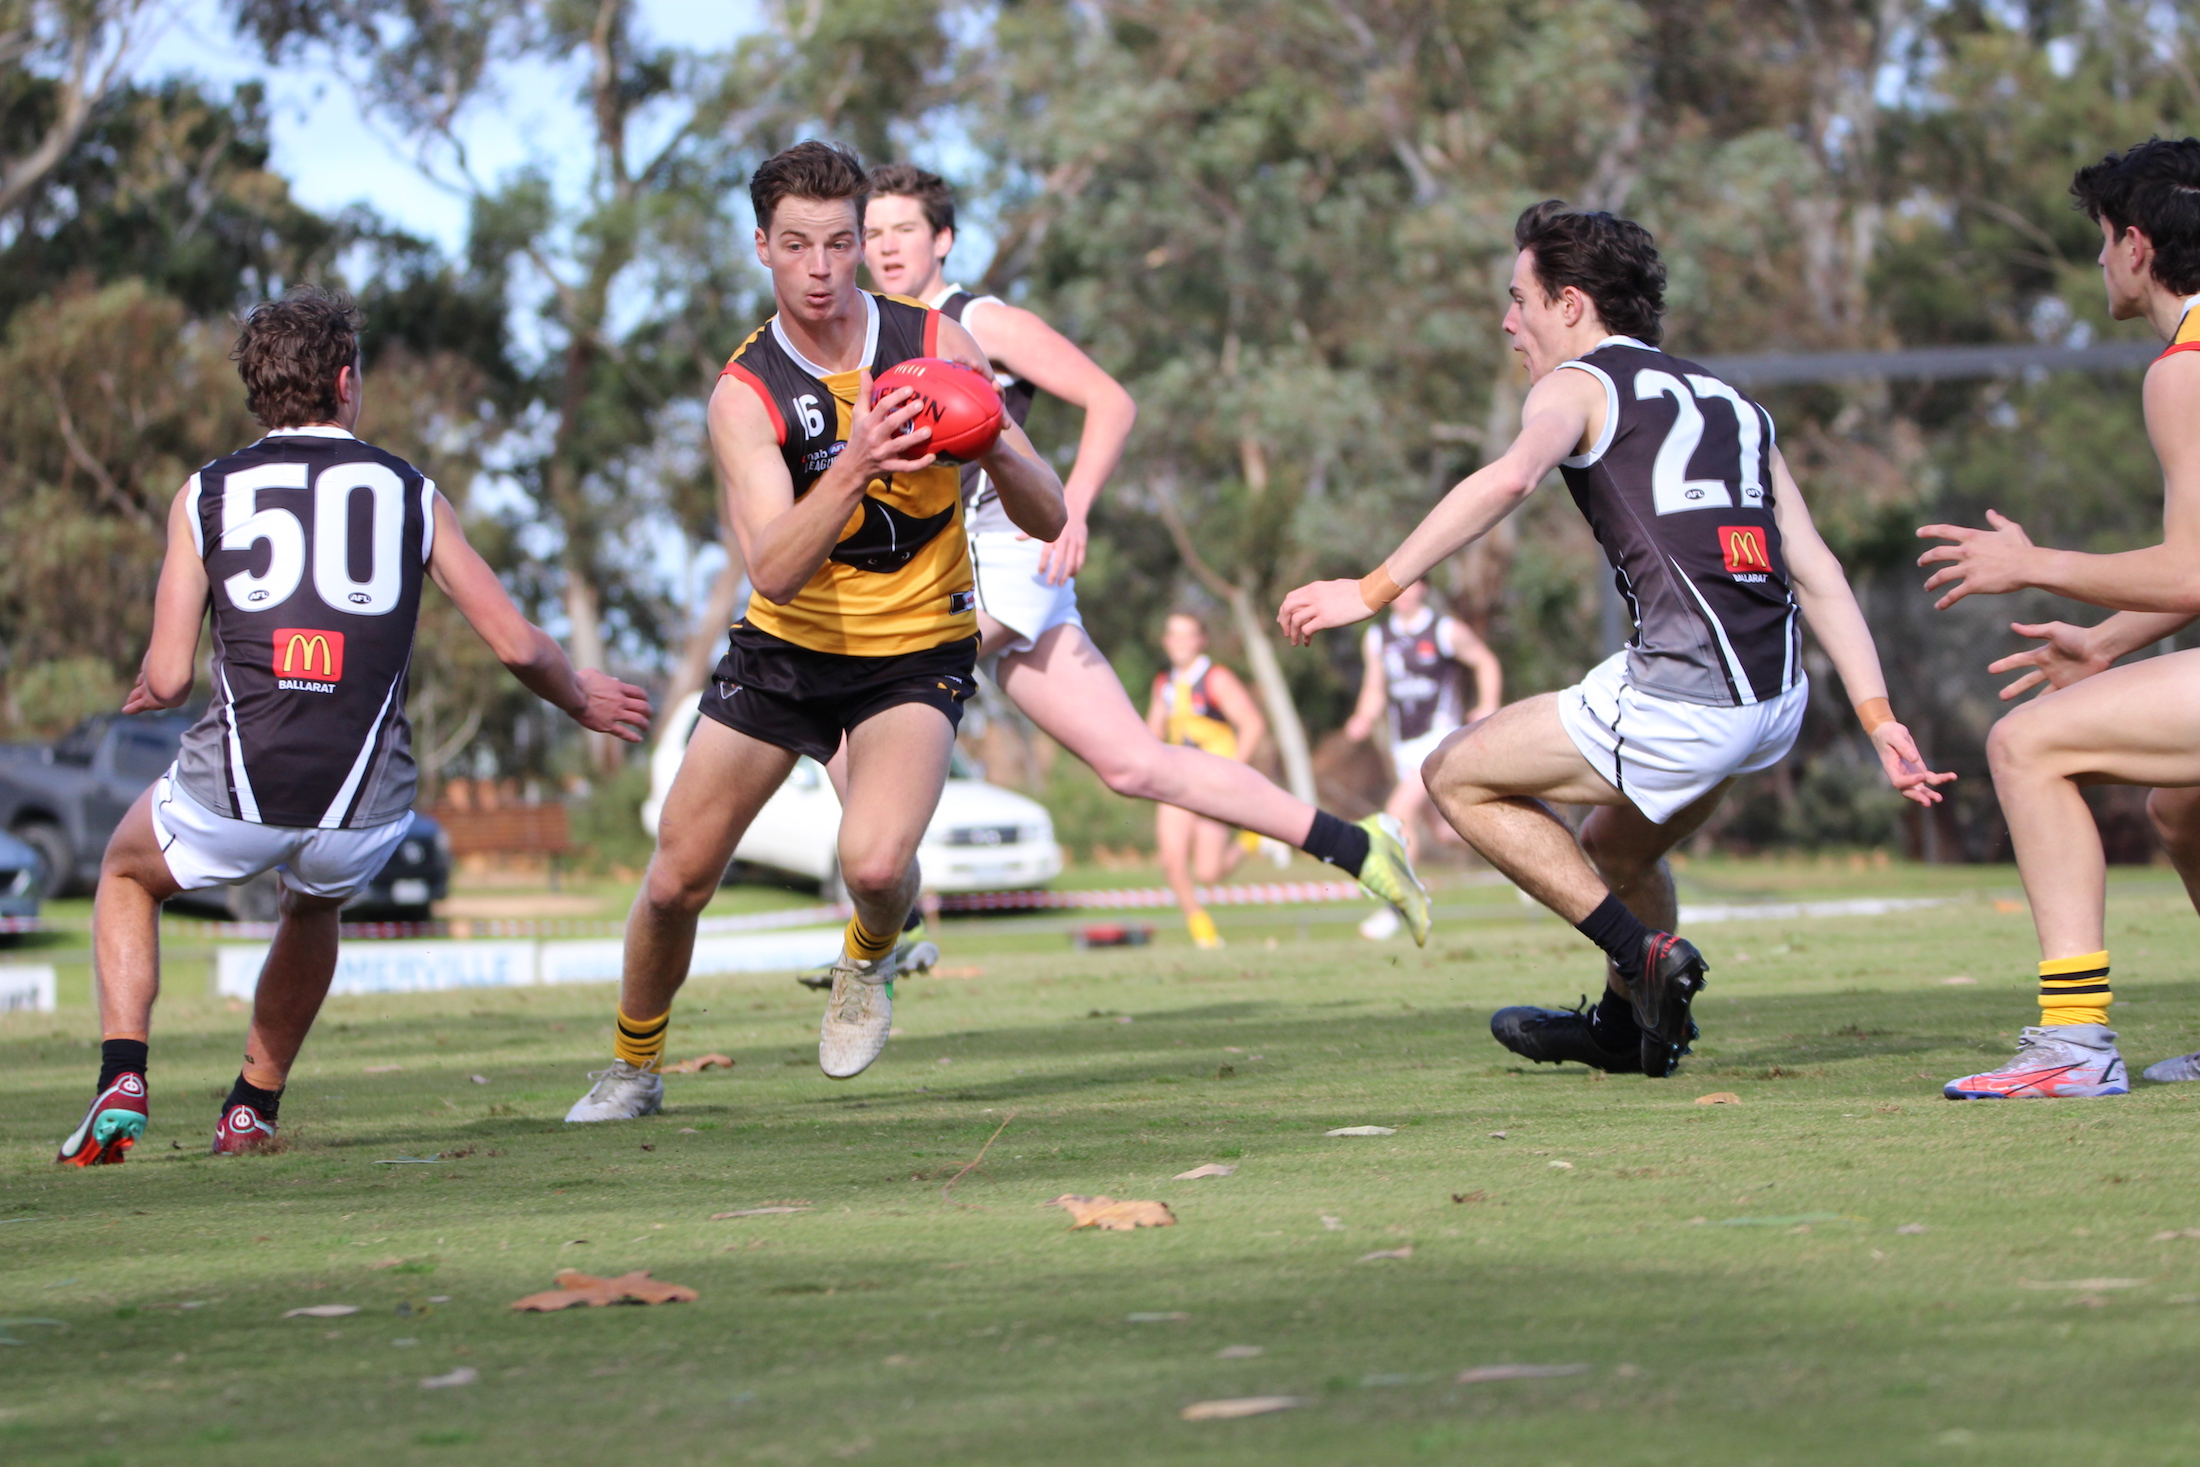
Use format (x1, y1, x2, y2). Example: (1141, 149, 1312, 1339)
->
(641, 856, 718, 917)
(1094, 745, 1165, 800)
(1984, 711, 2046, 778)
(836, 851, 908, 904)
(2147, 788, 2200, 850)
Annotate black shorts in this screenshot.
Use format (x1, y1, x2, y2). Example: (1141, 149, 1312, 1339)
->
(698, 623, 978, 762)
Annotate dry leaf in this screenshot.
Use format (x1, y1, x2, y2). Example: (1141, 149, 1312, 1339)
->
(420, 1367, 477, 1389)
(1939, 975, 1978, 986)
(711, 1206, 811, 1219)
(1216, 1345, 1263, 1359)
(364, 1064, 402, 1074)
(1457, 1363, 1590, 1384)
(283, 1304, 359, 1318)
(1451, 1191, 1487, 1205)
(1992, 899, 2025, 913)
(1173, 1164, 1236, 1180)
(1321, 1215, 1344, 1231)
(1695, 1092, 1742, 1106)
(934, 965, 984, 978)
(1548, 1160, 1574, 1170)
(1325, 1125, 1396, 1137)
(469, 1074, 490, 1084)
(1050, 1195, 1176, 1230)
(1180, 1396, 1303, 1421)
(1488, 1131, 1507, 1139)
(509, 1269, 699, 1311)
(1895, 1224, 1928, 1235)
(2017, 1277, 2148, 1291)
(2151, 1228, 2200, 1241)
(662, 1054, 735, 1074)
(1357, 1246, 1413, 1262)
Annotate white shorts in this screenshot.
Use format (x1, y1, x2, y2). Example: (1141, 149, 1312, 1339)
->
(970, 530, 1084, 655)
(1390, 724, 1459, 783)
(1557, 652, 1807, 825)
(150, 769, 410, 899)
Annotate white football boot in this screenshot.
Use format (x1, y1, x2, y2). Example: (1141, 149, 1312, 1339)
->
(818, 941, 922, 1080)
(563, 1059, 664, 1122)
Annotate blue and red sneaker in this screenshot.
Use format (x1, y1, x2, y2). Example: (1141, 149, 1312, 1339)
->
(56, 1072, 149, 1166)
(210, 1101, 278, 1155)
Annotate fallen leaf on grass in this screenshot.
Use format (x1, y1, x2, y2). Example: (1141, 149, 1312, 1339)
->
(1457, 1363, 1590, 1384)
(1939, 975, 1978, 986)
(710, 1207, 811, 1219)
(1180, 1396, 1302, 1421)
(1548, 1160, 1574, 1170)
(933, 965, 984, 978)
(1050, 1195, 1176, 1230)
(364, 1064, 402, 1074)
(1127, 1311, 1189, 1323)
(1321, 1215, 1344, 1231)
(509, 1270, 699, 1311)
(2018, 1277, 2148, 1291)
(1895, 1224, 1929, 1235)
(469, 1075, 490, 1085)
(420, 1367, 477, 1389)
(1357, 1246, 1413, 1263)
(1451, 1192, 1487, 1205)
(1992, 899, 2026, 913)
(1173, 1164, 1236, 1180)
(283, 1305, 359, 1319)
(1694, 1092, 1741, 1106)
(2151, 1229, 2200, 1241)
(662, 1054, 735, 1074)
(1216, 1345, 1263, 1359)
(1325, 1125, 1395, 1137)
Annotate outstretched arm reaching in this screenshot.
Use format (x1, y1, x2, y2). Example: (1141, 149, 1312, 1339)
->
(1770, 449, 1952, 807)
(121, 484, 213, 714)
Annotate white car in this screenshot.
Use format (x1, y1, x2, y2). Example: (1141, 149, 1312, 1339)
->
(642, 694, 1063, 896)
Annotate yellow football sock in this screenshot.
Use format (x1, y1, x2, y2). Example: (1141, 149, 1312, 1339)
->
(613, 1007, 669, 1071)
(2039, 950, 2112, 1027)
(1236, 828, 1262, 855)
(1186, 907, 1222, 949)
(845, 916, 896, 964)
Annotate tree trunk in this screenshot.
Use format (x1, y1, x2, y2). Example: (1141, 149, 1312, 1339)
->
(1222, 582, 1316, 805)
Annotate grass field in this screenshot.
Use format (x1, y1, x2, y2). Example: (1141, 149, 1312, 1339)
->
(7, 858, 2200, 1465)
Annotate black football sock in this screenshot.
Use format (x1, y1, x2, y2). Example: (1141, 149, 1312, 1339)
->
(224, 1073, 283, 1120)
(1301, 811, 1371, 878)
(98, 1038, 149, 1091)
(902, 907, 925, 932)
(1575, 893, 1655, 970)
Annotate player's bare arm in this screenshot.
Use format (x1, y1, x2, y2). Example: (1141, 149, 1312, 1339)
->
(1919, 354, 2200, 611)
(1277, 368, 1597, 645)
(710, 366, 933, 604)
(1448, 618, 1504, 721)
(1988, 610, 2198, 700)
(965, 298, 1136, 582)
(121, 483, 212, 714)
(1769, 448, 1952, 806)
(425, 494, 651, 742)
(933, 314, 1068, 542)
(1343, 637, 1387, 742)
(1204, 664, 1267, 765)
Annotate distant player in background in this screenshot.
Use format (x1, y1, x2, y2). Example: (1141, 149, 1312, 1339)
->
(1279, 202, 1948, 1079)
(1343, 582, 1503, 938)
(860, 162, 1431, 942)
(1145, 612, 1271, 948)
(58, 287, 648, 1166)
(1919, 137, 2200, 1098)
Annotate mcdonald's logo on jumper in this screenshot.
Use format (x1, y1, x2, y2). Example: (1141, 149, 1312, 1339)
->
(1718, 526, 1773, 581)
(273, 628, 345, 689)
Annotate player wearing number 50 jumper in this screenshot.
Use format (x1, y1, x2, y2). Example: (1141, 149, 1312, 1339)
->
(56, 288, 652, 1167)
(1279, 202, 1952, 1079)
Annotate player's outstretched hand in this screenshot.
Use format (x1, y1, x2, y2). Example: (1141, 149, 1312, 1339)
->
(1869, 719, 1955, 806)
(573, 669, 652, 744)
(120, 668, 183, 715)
(1987, 620, 2111, 701)
(841, 368, 937, 485)
(1037, 513, 1088, 586)
(1916, 509, 2037, 609)
(1277, 579, 1374, 646)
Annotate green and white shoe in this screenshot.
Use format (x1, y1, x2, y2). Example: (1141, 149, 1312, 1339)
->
(1353, 813, 1430, 946)
(563, 1059, 664, 1122)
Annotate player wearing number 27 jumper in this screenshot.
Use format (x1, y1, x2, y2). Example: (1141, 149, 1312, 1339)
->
(56, 286, 651, 1167)
(1279, 201, 1953, 1080)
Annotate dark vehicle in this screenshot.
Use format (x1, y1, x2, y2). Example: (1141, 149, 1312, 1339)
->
(0, 712, 449, 919)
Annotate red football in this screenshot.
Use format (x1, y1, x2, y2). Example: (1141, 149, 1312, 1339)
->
(871, 356, 1003, 463)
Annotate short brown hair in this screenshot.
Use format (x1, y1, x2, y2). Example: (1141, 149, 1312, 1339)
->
(867, 162, 956, 236)
(751, 140, 867, 234)
(2072, 137, 2200, 294)
(231, 286, 362, 428)
(1513, 200, 1667, 345)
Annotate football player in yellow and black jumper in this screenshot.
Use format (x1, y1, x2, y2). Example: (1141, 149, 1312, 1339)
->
(1143, 611, 1272, 948)
(566, 142, 1066, 1119)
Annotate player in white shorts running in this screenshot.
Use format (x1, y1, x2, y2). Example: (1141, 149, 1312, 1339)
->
(862, 163, 1431, 940)
(1343, 581, 1502, 937)
(56, 287, 648, 1166)
(1281, 201, 1950, 1077)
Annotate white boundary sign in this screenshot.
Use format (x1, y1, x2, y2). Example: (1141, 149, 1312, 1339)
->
(0, 964, 57, 1014)
(213, 929, 845, 998)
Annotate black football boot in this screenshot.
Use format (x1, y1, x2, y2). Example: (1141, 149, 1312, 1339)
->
(1489, 997, 1644, 1073)
(1626, 931, 1708, 1078)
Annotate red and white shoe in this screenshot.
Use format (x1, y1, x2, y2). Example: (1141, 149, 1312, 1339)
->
(56, 1072, 149, 1166)
(1944, 1025, 2129, 1100)
(211, 1101, 278, 1154)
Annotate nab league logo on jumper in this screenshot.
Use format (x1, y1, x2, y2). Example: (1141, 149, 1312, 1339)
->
(1718, 526, 1773, 584)
(274, 628, 346, 692)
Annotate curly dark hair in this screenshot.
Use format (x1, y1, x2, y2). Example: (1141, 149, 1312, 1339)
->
(2072, 137, 2200, 294)
(1512, 200, 1667, 345)
(231, 286, 362, 429)
(866, 162, 956, 237)
(750, 139, 868, 234)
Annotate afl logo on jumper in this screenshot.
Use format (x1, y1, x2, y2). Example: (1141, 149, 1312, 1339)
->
(1718, 526, 1772, 583)
(274, 628, 346, 691)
